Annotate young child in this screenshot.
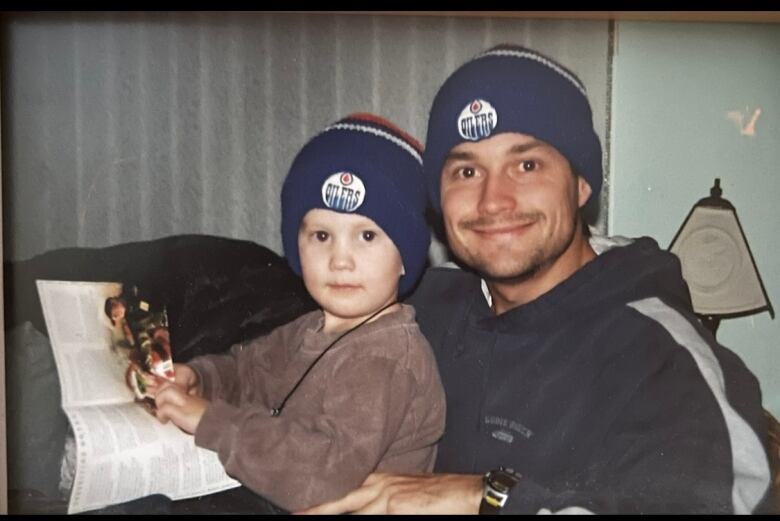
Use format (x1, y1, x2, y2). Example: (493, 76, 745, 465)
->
(151, 114, 445, 512)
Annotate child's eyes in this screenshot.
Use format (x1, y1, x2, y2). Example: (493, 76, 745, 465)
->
(308, 229, 378, 242)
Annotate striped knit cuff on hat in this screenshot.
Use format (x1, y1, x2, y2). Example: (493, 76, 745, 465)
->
(281, 113, 431, 297)
(423, 44, 603, 212)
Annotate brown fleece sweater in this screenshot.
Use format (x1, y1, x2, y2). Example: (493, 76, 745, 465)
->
(187, 304, 445, 511)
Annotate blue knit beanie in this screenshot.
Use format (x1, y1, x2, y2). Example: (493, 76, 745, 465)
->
(281, 113, 430, 297)
(423, 45, 603, 212)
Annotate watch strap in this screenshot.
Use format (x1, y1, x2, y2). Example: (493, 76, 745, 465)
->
(479, 467, 520, 515)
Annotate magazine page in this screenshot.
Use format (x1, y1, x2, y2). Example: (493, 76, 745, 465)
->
(36, 280, 130, 407)
(67, 402, 239, 514)
(36, 280, 240, 514)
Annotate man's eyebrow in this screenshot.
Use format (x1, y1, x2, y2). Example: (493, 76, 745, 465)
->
(443, 150, 475, 163)
(508, 142, 544, 154)
(444, 141, 545, 163)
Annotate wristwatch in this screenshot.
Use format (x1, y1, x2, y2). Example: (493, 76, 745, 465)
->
(479, 466, 521, 514)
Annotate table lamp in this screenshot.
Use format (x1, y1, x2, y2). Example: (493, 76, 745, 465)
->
(669, 178, 774, 337)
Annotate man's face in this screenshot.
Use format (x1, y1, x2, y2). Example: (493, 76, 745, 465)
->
(440, 132, 592, 282)
(298, 209, 403, 331)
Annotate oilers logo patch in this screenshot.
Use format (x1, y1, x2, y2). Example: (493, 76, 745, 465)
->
(321, 172, 366, 212)
(458, 98, 498, 141)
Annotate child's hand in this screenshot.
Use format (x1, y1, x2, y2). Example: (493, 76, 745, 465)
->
(154, 382, 208, 434)
(171, 363, 201, 396)
(132, 362, 199, 399)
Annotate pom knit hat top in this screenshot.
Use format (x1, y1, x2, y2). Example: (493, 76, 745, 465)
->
(423, 44, 603, 212)
(281, 113, 430, 296)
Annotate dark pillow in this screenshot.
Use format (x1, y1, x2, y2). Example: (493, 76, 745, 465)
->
(4, 234, 318, 361)
(6, 321, 70, 500)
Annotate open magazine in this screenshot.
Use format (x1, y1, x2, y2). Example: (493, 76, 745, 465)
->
(36, 280, 240, 514)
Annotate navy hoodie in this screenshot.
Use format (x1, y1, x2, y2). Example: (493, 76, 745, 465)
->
(407, 236, 770, 514)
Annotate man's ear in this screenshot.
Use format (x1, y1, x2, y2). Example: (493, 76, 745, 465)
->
(577, 177, 593, 209)
(400, 263, 406, 276)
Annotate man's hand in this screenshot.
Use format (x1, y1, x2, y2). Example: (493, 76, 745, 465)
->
(154, 382, 209, 434)
(298, 472, 483, 515)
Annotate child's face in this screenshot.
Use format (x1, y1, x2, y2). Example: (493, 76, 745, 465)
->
(299, 209, 404, 331)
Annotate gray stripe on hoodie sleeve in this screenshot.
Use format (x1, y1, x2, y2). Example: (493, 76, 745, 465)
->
(628, 297, 770, 514)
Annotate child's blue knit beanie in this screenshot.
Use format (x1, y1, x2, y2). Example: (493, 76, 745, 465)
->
(281, 113, 430, 296)
(423, 44, 603, 212)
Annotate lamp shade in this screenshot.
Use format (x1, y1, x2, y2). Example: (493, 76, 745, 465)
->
(669, 179, 774, 320)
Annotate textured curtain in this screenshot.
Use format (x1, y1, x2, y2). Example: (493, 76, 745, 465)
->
(2, 12, 610, 263)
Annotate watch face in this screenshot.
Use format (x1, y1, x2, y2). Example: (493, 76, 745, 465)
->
(488, 468, 520, 492)
(489, 474, 514, 492)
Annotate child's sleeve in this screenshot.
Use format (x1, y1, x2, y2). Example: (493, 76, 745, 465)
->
(193, 326, 443, 512)
(186, 321, 285, 403)
(185, 343, 243, 403)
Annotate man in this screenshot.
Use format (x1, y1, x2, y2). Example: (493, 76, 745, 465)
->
(303, 45, 771, 514)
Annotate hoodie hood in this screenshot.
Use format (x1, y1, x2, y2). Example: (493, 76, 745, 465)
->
(478, 236, 693, 330)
